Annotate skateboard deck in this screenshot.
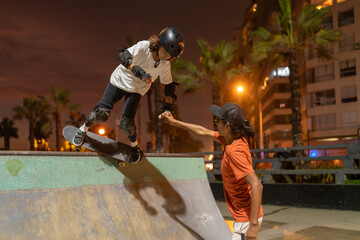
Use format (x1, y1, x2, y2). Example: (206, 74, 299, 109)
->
(62, 125, 143, 166)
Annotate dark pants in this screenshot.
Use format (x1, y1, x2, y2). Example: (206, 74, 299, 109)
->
(85, 82, 141, 128)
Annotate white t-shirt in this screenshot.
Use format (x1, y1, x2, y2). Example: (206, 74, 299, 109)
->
(110, 40, 173, 96)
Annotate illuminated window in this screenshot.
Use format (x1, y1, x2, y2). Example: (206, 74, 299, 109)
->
(269, 67, 290, 80)
(311, 0, 333, 7)
(337, 0, 348, 3)
(313, 89, 336, 107)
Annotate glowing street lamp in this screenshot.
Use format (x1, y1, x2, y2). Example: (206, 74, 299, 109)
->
(99, 128, 105, 135)
(237, 86, 244, 93)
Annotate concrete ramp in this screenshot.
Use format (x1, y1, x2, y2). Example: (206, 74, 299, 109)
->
(0, 152, 231, 240)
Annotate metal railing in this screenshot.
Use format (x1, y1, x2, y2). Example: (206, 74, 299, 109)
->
(201, 143, 360, 184)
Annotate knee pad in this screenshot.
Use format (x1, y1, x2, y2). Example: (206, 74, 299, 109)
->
(119, 115, 136, 137)
(88, 106, 110, 124)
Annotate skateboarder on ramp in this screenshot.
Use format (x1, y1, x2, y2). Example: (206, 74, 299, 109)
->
(72, 27, 184, 164)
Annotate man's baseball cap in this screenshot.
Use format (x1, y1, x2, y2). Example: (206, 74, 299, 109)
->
(209, 102, 247, 129)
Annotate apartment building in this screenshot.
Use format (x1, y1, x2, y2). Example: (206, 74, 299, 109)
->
(305, 0, 360, 145)
(235, 0, 360, 148)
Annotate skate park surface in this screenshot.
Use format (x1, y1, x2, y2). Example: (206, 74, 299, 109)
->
(1, 151, 360, 240)
(218, 198, 360, 240)
(0, 151, 231, 240)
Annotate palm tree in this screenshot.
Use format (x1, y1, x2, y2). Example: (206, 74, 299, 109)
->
(67, 110, 86, 127)
(145, 57, 202, 152)
(197, 39, 240, 151)
(0, 117, 18, 150)
(50, 87, 77, 151)
(249, 0, 340, 148)
(13, 96, 51, 150)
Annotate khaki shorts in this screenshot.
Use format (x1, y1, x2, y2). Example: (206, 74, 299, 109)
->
(231, 217, 263, 240)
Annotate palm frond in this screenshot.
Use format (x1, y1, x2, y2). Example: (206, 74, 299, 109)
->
(314, 29, 340, 46)
(298, 3, 331, 34)
(316, 46, 336, 61)
(252, 27, 272, 40)
(277, 0, 292, 30)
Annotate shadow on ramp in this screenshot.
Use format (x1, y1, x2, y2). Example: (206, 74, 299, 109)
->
(0, 152, 231, 239)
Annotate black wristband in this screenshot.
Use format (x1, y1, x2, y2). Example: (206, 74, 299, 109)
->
(131, 65, 151, 81)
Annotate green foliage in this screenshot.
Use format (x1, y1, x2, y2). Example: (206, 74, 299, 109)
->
(13, 96, 52, 150)
(251, 0, 340, 62)
(248, 0, 341, 148)
(197, 39, 239, 83)
(51, 87, 71, 112)
(0, 118, 19, 149)
(345, 179, 360, 184)
(171, 58, 203, 94)
(298, 3, 331, 35)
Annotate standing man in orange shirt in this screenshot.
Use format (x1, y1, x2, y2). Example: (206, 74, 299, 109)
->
(160, 102, 263, 240)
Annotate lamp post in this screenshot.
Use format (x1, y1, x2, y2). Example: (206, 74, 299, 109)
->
(237, 86, 263, 154)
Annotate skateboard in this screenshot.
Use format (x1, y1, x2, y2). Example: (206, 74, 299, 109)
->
(62, 125, 143, 166)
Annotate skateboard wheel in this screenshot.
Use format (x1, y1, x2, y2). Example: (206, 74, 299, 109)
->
(75, 147, 81, 152)
(119, 162, 125, 167)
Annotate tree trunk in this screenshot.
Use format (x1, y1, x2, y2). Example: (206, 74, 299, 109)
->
(147, 88, 156, 152)
(212, 81, 222, 152)
(29, 118, 34, 150)
(154, 79, 163, 151)
(4, 125, 10, 150)
(137, 102, 142, 148)
(55, 111, 61, 151)
(288, 49, 303, 148)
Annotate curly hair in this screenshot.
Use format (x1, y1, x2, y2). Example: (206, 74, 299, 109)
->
(229, 120, 255, 139)
(148, 34, 160, 52)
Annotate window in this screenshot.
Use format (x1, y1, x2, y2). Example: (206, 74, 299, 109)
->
(337, 0, 348, 3)
(312, 114, 336, 130)
(341, 85, 357, 103)
(342, 111, 358, 128)
(340, 59, 356, 78)
(313, 89, 336, 106)
(322, 16, 333, 29)
(339, 33, 355, 52)
(269, 67, 290, 80)
(338, 9, 354, 27)
(311, 0, 333, 6)
(306, 63, 334, 83)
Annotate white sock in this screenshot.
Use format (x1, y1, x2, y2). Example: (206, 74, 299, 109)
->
(130, 141, 138, 147)
(79, 124, 89, 132)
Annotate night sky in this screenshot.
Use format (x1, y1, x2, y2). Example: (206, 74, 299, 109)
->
(0, 0, 252, 151)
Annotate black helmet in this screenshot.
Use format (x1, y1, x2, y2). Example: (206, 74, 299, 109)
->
(158, 27, 184, 58)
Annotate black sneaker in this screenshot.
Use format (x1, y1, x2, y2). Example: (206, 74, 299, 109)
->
(72, 129, 86, 147)
(129, 146, 142, 164)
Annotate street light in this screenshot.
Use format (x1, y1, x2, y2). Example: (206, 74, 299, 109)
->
(99, 128, 105, 135)
(237, 85, 264, 156)
(237, 86, 244, 93)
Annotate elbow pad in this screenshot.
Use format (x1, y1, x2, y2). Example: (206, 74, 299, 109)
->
(117, 48, 132, 69)
(164, 82, 179, 100)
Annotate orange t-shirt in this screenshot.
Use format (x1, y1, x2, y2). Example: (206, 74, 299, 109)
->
(214, 132, 263, 222)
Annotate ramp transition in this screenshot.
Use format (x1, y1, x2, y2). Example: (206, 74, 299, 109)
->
(0, 151, 231, 240)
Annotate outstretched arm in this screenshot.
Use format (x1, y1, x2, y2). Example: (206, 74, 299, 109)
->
(159, 112, 216, 140)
